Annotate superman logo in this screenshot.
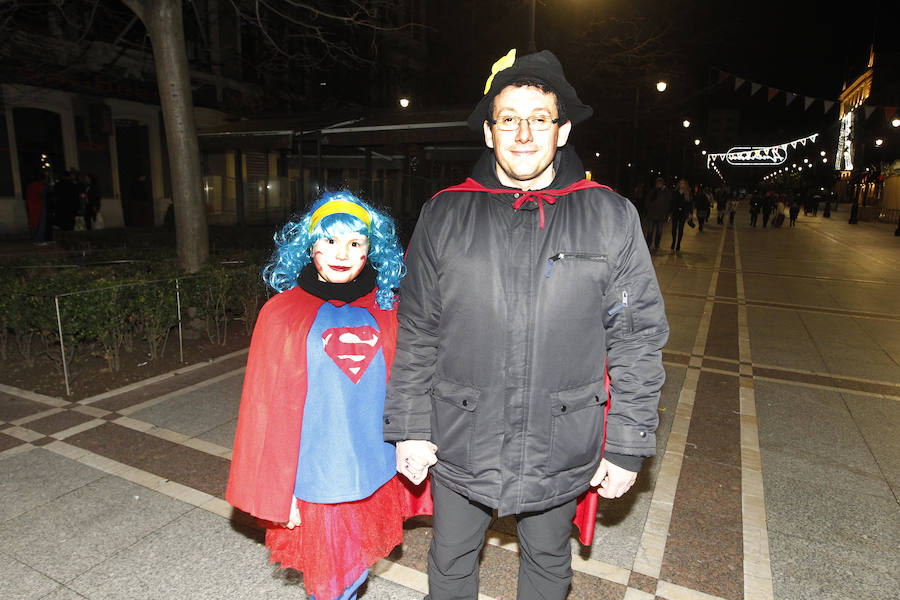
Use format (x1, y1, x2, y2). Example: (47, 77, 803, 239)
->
(322, 326, 382, 384)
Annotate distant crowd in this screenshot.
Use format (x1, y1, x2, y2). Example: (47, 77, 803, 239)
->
(629, 177, 831, 253)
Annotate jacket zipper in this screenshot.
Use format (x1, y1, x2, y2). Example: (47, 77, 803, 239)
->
(607, 290, 628, 315)
(545, 252, 607, 278)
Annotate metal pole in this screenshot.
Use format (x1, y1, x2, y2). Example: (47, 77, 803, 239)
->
(528, 0, 536, 52)
(632, 87, 640, 172)
(54, 296, 71, 396)
(176, 278, 184, 363)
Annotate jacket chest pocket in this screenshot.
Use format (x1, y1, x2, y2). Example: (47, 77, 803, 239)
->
(547, 383, 606, 474)
(544, 252, 608, 279)
(430, 379, 480, 472)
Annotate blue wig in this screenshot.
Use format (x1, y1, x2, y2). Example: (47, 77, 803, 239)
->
(263, 191, 405, 310)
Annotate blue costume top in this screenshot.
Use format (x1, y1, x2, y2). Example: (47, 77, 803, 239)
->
(294, 301, 396, 503)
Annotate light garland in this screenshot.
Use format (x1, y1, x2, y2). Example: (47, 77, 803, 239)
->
(836, 113, 854, 171)
(706, 133, 819, 169)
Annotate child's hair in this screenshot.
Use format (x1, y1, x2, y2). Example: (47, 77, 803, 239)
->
(263, 191, 405, 310)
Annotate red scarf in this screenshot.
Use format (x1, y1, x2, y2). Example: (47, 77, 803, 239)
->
(435, 177, 612, 229)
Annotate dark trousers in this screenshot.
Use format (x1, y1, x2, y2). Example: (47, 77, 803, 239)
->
(426, 479, 577, 600)
(671, 217, 686, 249)
(646, 219, 664, 248)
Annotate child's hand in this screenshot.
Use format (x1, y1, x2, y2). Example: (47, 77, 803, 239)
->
(396, 440, 438, 485)
(282, 496, 301, 529)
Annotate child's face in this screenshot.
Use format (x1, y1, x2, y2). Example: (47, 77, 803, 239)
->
(312, 232, 369, 284)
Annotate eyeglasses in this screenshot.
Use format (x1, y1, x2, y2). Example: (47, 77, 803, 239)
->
(489, 115, 560, 132)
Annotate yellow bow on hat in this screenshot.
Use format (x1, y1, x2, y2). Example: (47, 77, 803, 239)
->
(483, 49, 517, 94)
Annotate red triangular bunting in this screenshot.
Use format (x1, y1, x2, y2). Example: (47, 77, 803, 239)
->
(767, 88, 779, 102)
(717, 70, 729, 83)
(885, 107, 896, 121)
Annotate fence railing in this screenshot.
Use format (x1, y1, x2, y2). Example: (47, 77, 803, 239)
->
(2, 263, 268, 397)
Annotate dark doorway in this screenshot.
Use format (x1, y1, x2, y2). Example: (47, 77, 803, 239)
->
(13, 107, 64, 188)
(115, 120, 153, 226)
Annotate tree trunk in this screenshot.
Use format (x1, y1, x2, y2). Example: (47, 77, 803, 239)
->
(122, 0, 209, 273)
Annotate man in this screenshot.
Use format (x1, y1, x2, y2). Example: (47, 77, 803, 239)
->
(384, 49, 668, 600)
(749, 192, 761, 227)
(643, 176, 671, 250)
(53, 168, 79, 231)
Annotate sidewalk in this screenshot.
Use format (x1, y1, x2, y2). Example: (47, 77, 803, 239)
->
(2, 212, 898, 599)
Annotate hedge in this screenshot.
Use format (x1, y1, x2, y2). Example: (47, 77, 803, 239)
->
(0, 258, 269, 375)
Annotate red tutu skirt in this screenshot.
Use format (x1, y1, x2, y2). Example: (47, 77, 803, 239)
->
(265, 475, 410, 600)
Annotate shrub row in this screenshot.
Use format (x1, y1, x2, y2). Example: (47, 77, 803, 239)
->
(0, 259, 269, 374)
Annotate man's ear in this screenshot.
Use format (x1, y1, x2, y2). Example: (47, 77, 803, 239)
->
(483, 121, 495, 149)
(557, 121, 572, 147)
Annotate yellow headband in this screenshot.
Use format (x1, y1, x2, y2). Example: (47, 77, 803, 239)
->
(308, 199, 372, 234)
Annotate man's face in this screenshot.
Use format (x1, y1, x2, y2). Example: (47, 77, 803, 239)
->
(483, 85, 571, 190)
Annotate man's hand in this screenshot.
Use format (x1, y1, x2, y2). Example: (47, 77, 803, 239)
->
(281, 496, 301, 529)
(590, 458, 638, 499)
(396, 440, 438, 485)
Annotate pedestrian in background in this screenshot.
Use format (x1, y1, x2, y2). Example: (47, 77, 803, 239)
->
(694, 184, 712, 232)
(25, 170, 50, 244)
(761, 192, 774, 228)
(644, 176, 671, 252)
(749, 192, 761, 227)
(79, 173, 101, 230)
(715, 186, 727, 225)
(727, 194, 738, 227)
(670, 178, 693, 252)
(789, 195, 801, 227)
(52, 168, 79, 231)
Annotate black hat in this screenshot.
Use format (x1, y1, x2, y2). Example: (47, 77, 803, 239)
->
(467, 49, 593, 131)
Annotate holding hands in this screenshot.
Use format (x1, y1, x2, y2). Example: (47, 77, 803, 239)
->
(396, 440, 438, 485)
(281, 495, 302, 529)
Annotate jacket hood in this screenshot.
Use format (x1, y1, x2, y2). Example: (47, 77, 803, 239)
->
(472, 145, 588, 209)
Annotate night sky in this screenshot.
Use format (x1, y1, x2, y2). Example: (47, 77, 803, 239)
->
(421, 1, 892, 127)
(416, 0, 894, 186)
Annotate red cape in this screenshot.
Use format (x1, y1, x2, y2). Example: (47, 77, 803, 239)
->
(227, 286, 414, 523)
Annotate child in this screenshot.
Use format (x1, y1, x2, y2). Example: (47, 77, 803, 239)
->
(226, 191, 423, 600)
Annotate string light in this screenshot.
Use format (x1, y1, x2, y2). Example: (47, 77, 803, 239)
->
(707, 133, 819, 169)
